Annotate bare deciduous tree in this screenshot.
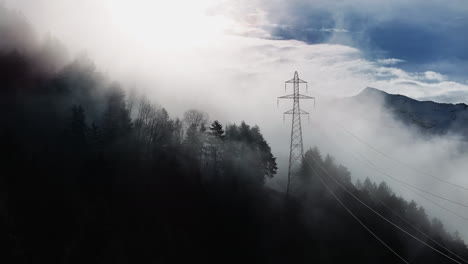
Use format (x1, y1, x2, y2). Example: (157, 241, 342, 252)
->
(183, 109, 209, 129)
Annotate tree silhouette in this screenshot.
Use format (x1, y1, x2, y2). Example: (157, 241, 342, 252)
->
(102, 84, 132, 144)
(209, 120, 224, 139)
(65, 104, 88, 148)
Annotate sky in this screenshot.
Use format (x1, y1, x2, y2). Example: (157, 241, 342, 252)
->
(3, 0, 468, 238)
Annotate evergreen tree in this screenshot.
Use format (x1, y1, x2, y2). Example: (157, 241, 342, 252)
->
(375, 181, 392, 200)
(65, 105, 88, 148)
(88, 122, 104, 156)
(152, 108, 172, 147)
(207, 121, 225, 180)
(250, 125, 277, 179)
(172, 118, 184, 146)
(355, 178, 363, 190)
(102, 85, 132, 144)
(238, 121, 252, 144)
(209, 120, 224, 139)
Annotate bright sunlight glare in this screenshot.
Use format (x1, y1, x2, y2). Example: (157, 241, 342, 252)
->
(104, 0, 233, 52)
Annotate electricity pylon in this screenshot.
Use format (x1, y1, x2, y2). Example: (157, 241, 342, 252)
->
(278, 71, 315, 197)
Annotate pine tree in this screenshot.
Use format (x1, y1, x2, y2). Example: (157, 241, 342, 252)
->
(88, 122, 104, 156)
(209, 120, 224, 139)
(376, 182, 392, 200)
(363, 177, 377, 194)
(152, 108, 172, 147)
(250, 125, 277, 179)
(102, 85, 132, 144)
(65, 105, 88, 148)
(207, 121, 225, 180)
(224, 124, 239, 141)
(172, 118, 183, 146)
(356, 179, 363, 190)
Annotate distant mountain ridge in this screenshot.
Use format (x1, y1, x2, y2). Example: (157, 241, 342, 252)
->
(352, 87, 468, 138)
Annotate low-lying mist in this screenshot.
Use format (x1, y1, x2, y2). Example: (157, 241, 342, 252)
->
(303, 90, 468, 239)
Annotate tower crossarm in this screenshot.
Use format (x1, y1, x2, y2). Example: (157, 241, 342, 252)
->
(277, 94, 316, 108)
(285, 78, 307, 84)
(284, 71, 308, 92)
(278, 94, 315, 100)
(283, 109, 309, 115)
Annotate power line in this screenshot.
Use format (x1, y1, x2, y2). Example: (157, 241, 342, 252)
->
(341, 141, 468, 260)
(321, 125, 468, 222)
(356, 152, 468, 209)
(380, 123, 468, 145)
(303, 157, 465, 264)
(356, 149, 468, 222)
(352, 152, 468, 222)
(310, 163, 409, 263)
(410, 189, 468, 223)
(314, 124, 468, 214)
(340, 125, 468, 192)
(355, 149, 468, 260)
(307, 157, 465, 264)
(376, 199, 468, 264)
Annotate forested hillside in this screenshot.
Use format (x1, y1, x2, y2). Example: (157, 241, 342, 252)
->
(1, 5, 467, 264)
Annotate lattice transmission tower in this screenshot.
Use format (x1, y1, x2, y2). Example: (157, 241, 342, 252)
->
(278, 71, 315, 197)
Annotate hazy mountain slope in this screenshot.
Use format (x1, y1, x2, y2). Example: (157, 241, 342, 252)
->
(351, 87, 468, 137)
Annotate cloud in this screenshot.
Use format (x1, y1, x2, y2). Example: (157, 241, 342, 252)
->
(305, 28, 349, 33)
(220, 0, 468, 79)
(319, 28, 348, 33)
(377, 58, 405, 66)
(423, 71, 446, 82)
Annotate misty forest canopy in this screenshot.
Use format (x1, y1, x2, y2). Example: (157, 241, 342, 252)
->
(0, 4, 467, 264)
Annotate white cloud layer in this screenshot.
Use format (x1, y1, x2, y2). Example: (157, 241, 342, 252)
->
(377, 58, 406, 66)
